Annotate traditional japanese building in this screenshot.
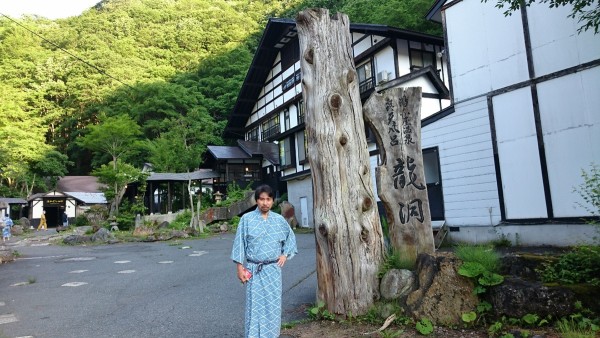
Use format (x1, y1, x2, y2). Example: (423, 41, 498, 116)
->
(423, 1, 600, 245)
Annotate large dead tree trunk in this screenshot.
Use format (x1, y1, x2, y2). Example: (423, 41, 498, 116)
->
(296, 8, 384, 316)
(363, 87, 435, 262)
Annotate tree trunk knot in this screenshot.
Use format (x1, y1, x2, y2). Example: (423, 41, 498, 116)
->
(303, 48, 314, 65)
(318, 224, 328, 237)
(362, 197, 373, 211)
(346, 69, 355, 84)
(329, 93, 342, 111)
(339, 134, 348, 146)
(360, 227, 369, 242)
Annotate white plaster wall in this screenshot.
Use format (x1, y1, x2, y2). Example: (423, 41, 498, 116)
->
(527, 3, 600, 77)
(422, 97, 501, 226)
(287, 177, 314, 228)
(445, 0, 528, 102)
(374, 47, 395, 84)
(492, 88, 548, 219)
(353, 33, 371, 55)
(448, 223, 598, 246)
(538, 67, 600, 217)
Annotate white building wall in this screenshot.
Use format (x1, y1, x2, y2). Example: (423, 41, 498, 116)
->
(538, 67, 600, 217)
(445, 0, 528, 102)
(422, 97, 501, 226)
(492, 88, 548, 219)
(287, 177, 314, 228)
(527, 4, 600, 77)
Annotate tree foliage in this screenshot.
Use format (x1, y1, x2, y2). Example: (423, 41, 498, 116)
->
(483, 0, 599, 34)
(0, 0, 441, 197)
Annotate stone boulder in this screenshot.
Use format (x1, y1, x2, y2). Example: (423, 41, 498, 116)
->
(279, 201, 299, 228)
(11, 224, 24, 236)
(91, 228, 114, 242)
(19, 217, 31, 229)
(405, 252, 479, 325)
(158, 221, 170, 229)
(380, 269, 416, 300)
(486, 277, 576, 318)
(0, 249, 15, 264)
(63, 234, 92, 245)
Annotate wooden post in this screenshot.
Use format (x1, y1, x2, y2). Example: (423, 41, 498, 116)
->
(363, 87, 435, 262)
(296, 8, 384, 316)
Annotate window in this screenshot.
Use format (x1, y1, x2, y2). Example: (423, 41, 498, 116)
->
(298, 100, 305, 125)
(282, 70, 302, 92)
(297, 130, 308, 164)
(261, 115, 280, 140)
(279, 138, 293, 168)
(246, 126, 259, 141)
(284, 108, 290, 131)
(357, 60, 374, 94)
(410, 49, 436, 71)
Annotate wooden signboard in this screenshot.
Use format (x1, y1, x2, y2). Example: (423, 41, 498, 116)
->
(363, 87, 435, 262)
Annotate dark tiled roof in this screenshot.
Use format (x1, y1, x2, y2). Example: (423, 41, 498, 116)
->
(146, 170, 221, 182)
(237, 140, 280, 165)
(0, 197, 28, 204)
(207, 146, 252, 160)
(56, 176, 105, 193)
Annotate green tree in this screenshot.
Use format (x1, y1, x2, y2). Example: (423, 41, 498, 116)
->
(92, 160, 147, 219)
(29, 150, 73, 194)
(78, 114, 143, 216)
(483, 0, 599, 34)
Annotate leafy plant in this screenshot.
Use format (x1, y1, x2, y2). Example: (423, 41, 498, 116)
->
(538, 245, 600, 286)
(456, 244, 504, 294)
(220, 181, 253, 207)
(556, 313, 599, 338)
(415, 318, 433, 335)
(461, 311, 477, 327)
(379, 328, 404, 338)
(170, 211, 193, 231)
(307, 301, 335, 321)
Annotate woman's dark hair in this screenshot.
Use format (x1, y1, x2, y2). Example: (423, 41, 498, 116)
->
(254, 184, 274, 200)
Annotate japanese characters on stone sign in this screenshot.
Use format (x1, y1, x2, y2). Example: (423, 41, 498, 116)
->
(389, 93, 426, 225)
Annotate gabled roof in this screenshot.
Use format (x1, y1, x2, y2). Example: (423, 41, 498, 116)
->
(224, 18, 444, 139)
(377, 65, 449, 99)
(238, 140, 279, 165)
(207, 145, 252, 160)
(426, 0, 447, 23)
(205, 141, 280, 166)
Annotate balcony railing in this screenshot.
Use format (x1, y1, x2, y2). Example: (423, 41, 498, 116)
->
(359, 77, 375, 94)
(261, 125, 280, 140)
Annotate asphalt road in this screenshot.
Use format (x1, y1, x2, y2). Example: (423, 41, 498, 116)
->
(0, 232, 317, 338)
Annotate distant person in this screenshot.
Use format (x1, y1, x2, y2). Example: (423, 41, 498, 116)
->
(231, 184, 297, 338)
(2, 214, 13, 242)
(62, 212, 69, 228)
(37, 210, 47, 231)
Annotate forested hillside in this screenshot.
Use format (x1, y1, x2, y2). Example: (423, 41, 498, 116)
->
(0, 0, 440, 196)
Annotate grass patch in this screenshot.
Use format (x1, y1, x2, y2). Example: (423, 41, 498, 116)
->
(454, 243, 501, 273)
(378, 249, 416, 278)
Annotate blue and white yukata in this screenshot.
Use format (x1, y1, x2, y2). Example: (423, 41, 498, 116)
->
(231, 208, 297, 338)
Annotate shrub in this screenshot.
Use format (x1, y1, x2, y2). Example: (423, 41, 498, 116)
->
(170, 211, 192, 231)
(539, 245, 600, 286)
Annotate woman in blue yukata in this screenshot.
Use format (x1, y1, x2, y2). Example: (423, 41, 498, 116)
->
(231, 184, 298, 338)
